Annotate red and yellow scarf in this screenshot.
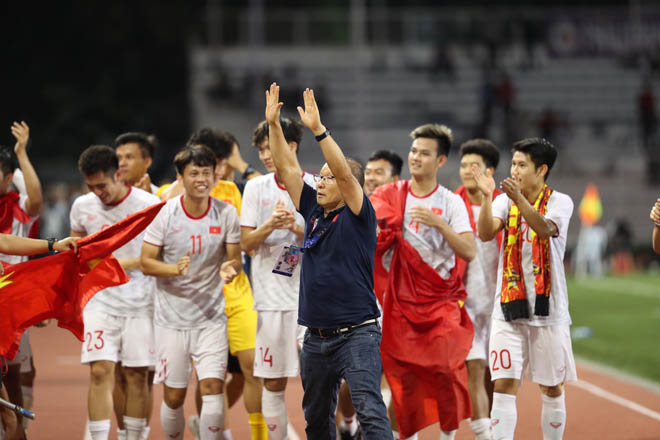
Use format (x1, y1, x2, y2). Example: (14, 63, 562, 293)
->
(501, 185, 553, 321)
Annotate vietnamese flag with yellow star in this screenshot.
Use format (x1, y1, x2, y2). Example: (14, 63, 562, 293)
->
(0, 201, 165, 359)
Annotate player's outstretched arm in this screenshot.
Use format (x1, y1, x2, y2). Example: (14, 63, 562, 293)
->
(265, 82, 304, 209)
(0, 234, 78, 256)
(651, 198, 660, 254)
(297, 88, 364, 216)
(11, 121, 42, 216)
(473, 165, 503, 241)
(140, 242, 189, 277)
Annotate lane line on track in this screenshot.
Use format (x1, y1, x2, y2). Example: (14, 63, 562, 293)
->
(570, 380, 660, 422)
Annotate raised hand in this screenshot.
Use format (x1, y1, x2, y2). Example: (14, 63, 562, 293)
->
(11, 121, 30, 155)
(472, 164, 495, 197)
(265, 82, 284, 125)
(500, 177, 523, 204)
(177, 251, 191, 276)
(220, 259, 238, 283)
(296, 88, 324, 134)
(651, 198, 660, 224)
(267, 200, 296, 230)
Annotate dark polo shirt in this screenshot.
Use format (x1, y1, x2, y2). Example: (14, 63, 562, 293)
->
(296, 183, 380, 328)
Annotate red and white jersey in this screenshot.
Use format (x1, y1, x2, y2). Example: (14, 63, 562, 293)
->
(0, 193, 38, 265)
(144, 195, 240, 329)
(491, 191, 574, 326)
(240, 173, 316, 311)
(463, 203, 500, 322)
(70, 186, 160, 317)
(402, 183, 472, 279)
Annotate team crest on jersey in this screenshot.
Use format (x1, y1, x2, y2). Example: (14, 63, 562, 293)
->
(431, 207, 443, 216)
(171, 226, 184, 233)
(209, 226, 221, 234)
(86, 214, 97, 221)
(261, 199, 274, 207)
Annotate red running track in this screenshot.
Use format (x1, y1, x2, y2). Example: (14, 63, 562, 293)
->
(23, 324, 660, 439)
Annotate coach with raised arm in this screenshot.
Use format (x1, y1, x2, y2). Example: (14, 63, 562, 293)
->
(264, 83, 391, 439)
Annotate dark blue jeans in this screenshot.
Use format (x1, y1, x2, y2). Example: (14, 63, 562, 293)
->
(301, 323, 393, 440)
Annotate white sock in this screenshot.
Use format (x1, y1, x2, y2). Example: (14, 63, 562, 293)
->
(541, 394, 566, 440)
(140, 425, 151, 440)
(440, 430, 456, 440)
(88, 419, 111, 440)
(200, 394, 224, 440)
(160, 402, 185, 439)
(491, 393, 517, 440)
(470, 418, 493, 439)
(262, 389, 287, 440)
(117, 429, 127, 440)
(343, 414, 358, 436)
(223, 428, 233, 440)
(124, 416, 147, 440)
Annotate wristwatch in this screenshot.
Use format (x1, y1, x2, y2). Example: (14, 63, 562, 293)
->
(315, 129, 331, 142)
(47, 237, 57, 252)
(241, 165, 256, 180)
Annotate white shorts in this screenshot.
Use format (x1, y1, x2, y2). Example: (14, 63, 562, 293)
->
(466, 313, 491, 361)
(7, 331, 32, 373)
(254, 310, 301, 379)
(80, 311, 155, 367)
(488, 319, 577, 386)
(153, 324, 228, 388)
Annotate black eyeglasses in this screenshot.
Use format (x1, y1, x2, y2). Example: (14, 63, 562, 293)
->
(313, 174, 336, 183)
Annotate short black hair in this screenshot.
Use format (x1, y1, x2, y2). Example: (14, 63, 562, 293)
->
(409, 123, 453, 157)
(114, 132, 157, 159)
(367, 150, 403, 177)
(186, 128, 235, 161)
(252, 117, 304, 152)
(78, 145, 118, 176)
(173, 145, 217, 175)
(0, 146, 18, 177)
(511, 138, 557, 180)
(459, 139, 500, 170)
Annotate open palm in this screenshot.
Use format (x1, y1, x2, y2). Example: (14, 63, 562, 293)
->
(265, 82, 283, 125)
(296, 88, 323, 133)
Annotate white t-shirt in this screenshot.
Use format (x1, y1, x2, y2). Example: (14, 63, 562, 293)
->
(402, 184, 472, 279)
(241, 173, 316, 311)
(491, 191, 574, 326)
(70, 186, 160, 317)
(463, 203, 501, 323)
(0, 193, 38, 265)
(144, 195, 240, 329)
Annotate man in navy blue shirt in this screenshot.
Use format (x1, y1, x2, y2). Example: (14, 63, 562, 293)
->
(264, 83, 391, 439)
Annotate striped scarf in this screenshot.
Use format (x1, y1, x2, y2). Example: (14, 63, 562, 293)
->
(501, 185, 553, 321)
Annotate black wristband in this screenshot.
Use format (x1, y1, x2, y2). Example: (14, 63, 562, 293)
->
(315, 129, 331, 142)
(241, 165, 255, 180)
(47, 237, 56, 252)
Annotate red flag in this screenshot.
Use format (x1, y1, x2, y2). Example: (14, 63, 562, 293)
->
(0, 201, 165, 359)
(371, 181, 473, 436)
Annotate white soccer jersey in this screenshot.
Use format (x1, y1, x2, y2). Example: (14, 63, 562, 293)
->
(402, 183, 472, 279)
(464, 203, 501, 322)
(240, 173, 316, 311)
(144, 195, 240, 329)
(491, 191, 574, 327)
(0, 193, 38, 265)
(70, 186, 160, 316)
